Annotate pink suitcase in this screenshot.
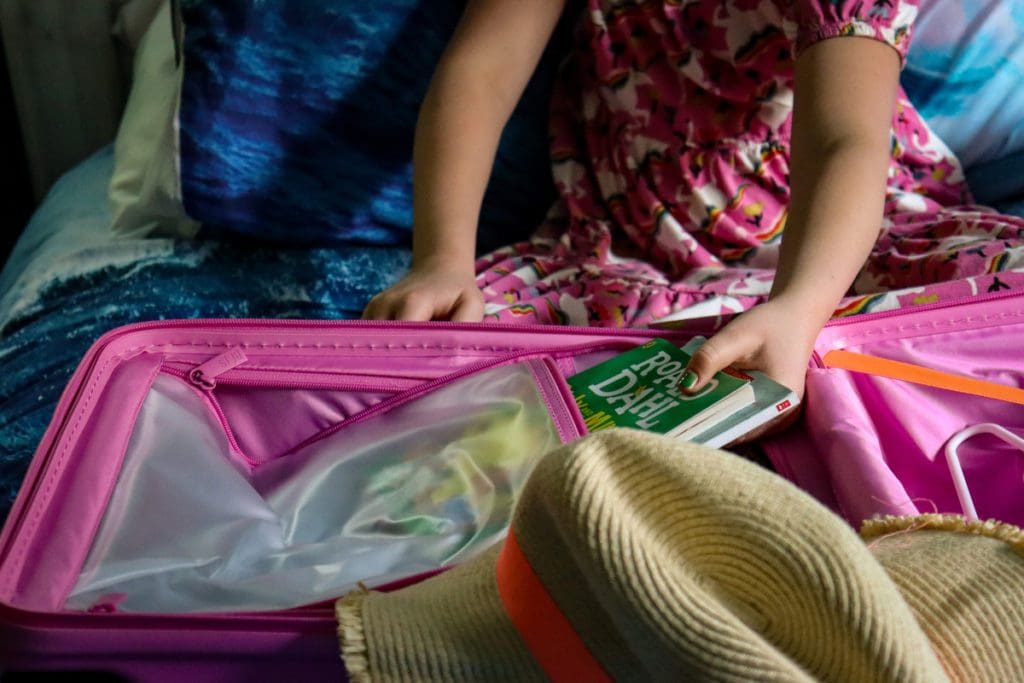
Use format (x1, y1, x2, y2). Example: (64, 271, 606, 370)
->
(0, 319, 715, 680)
(4, 291, 1023, 679)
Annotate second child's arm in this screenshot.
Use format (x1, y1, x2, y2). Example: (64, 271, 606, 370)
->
(363, 0, 567, 321)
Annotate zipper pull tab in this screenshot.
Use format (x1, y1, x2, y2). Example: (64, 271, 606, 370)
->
(189, 348, 248, 390)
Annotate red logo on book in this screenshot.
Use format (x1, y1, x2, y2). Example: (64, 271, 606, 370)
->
(776, 400, 792, 412)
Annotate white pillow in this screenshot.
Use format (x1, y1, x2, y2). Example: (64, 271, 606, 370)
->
(109, 0, 198, 238)
(112, 0, 164, 55)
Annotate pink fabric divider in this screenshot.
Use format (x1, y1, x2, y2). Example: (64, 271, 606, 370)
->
(764, 289, 1024, 528)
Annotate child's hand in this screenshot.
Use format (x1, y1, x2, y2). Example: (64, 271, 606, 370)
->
(362, 262, 484, 322)
(681, 300, 820, 400)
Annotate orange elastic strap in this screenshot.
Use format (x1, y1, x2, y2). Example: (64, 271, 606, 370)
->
(495, 529, 613, 683)
(823, 349, 1024, 405)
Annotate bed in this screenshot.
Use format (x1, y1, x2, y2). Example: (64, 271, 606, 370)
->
(1, 0, 1023, 529)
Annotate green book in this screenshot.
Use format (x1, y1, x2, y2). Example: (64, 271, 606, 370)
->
(568, 338, 755, 439)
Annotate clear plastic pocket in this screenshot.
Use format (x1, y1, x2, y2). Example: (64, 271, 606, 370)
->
(65, 358, 575, 613)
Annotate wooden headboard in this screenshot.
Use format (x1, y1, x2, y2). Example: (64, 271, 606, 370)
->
(0, 0, 159, 202)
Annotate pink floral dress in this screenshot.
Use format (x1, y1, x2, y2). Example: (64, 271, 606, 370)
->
(476, 0, 1024, 326)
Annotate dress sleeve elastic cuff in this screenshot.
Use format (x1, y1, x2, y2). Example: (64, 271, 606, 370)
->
(796, 20, 912, 66)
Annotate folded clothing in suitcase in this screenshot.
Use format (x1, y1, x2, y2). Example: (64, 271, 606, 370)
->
(0, 319, 713, 679)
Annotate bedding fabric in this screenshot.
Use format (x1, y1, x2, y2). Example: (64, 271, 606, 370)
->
(902, 0, 1024, 171)
(0, 148, 410, 522)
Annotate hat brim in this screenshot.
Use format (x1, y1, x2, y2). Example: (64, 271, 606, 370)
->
(864, 514, 1024, 681)
(337, 544, 546, 683)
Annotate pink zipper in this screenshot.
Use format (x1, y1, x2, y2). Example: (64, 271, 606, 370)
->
(163, 361, 421, 393)
(160, 367, 257, 467)
(30, 316, 708, 337)
(188, 348, 249, 389)
(823, 286, 1024, 328)
(274, 345, 608, 459)
(809, 287, 1024, 367)
(159, 362, 419, 468)
(158, 340, 624, 464)
(0, 344, 118, 565)
(531, 357, 589, 443)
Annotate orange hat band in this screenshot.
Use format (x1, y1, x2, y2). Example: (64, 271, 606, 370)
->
(495, 530, 613, 683)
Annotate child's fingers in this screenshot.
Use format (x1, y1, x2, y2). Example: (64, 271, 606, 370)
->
(682, 328, 758, 392)
(449, 293, 485, 322)
(361, 293, 391, 320)
(394, 291, 440, 321)
(364, 281, 483, 322)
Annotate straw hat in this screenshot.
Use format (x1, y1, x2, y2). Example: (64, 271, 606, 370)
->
(337, 429, 1024, 682)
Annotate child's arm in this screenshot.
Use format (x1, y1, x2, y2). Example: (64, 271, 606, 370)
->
(363, 0, 566, 321)
(683, 36, 901, 398)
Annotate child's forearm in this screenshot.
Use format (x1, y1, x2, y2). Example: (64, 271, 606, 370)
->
(411, 0, 567, 274)
(412, 66, 507, 274)
(771, 37, 901, 329)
